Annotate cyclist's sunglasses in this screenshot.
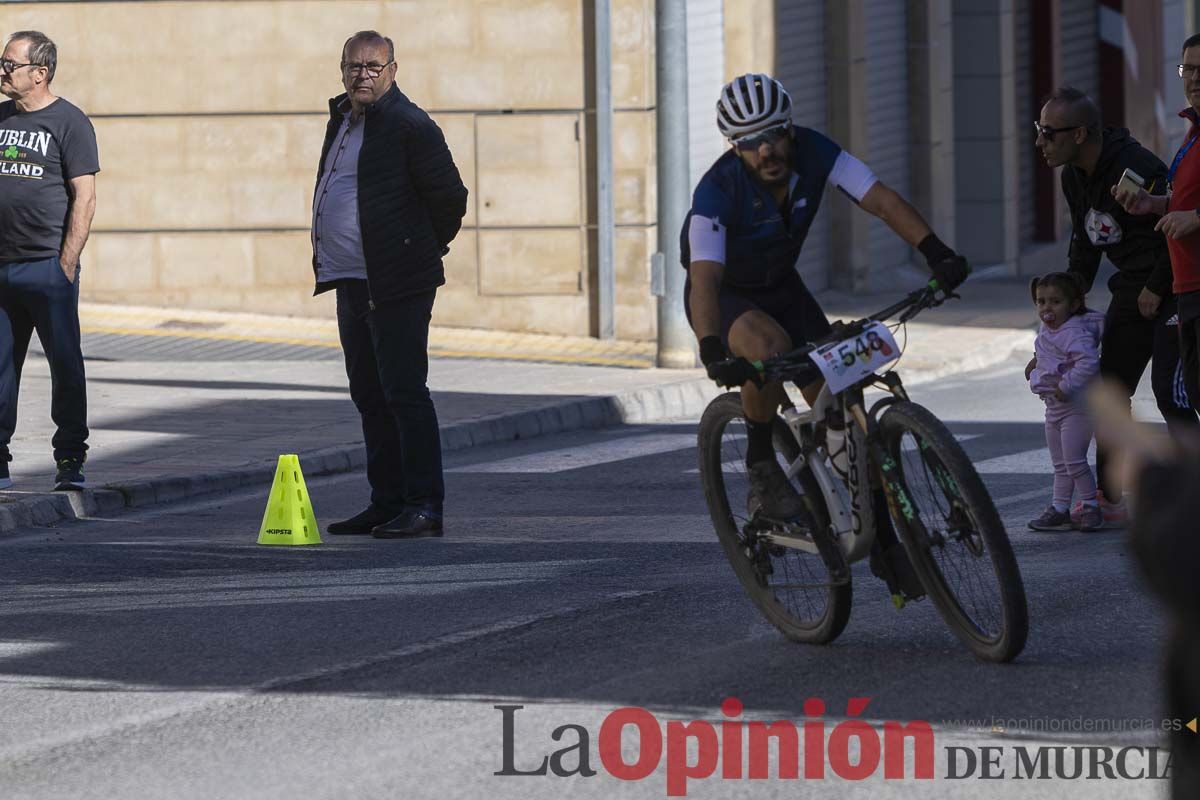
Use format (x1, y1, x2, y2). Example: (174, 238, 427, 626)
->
(732, 124, 791, 151)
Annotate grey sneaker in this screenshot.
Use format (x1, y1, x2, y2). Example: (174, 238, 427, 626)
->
(747, 459, 805, 520)
(1077, 503, 1104, 532)
(1028, 505, 1072, 531)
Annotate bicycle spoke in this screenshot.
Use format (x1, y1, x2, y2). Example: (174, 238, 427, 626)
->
(772, 544, 829, 622)
(719, 422, 752, 525)
(898, 432, 1004, 640)
(701, 393, 852, 644)
(719, 418, 831, 628)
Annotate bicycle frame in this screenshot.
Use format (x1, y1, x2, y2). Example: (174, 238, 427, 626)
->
(764, 371, 910, 565)
(743, 283, 953, 563)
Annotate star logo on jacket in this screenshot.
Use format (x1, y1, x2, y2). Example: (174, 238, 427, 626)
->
(1084, 208, 1122, 245)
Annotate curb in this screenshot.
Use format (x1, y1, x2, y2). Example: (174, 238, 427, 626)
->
(0, 376, 723, 535)
(0, 330, 1033, 534)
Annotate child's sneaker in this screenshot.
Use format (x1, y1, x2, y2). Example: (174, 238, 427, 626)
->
(1076, 503, 1104, 532)
(1070, 491, 1129, 527)
(1028, 506, 1072, 531)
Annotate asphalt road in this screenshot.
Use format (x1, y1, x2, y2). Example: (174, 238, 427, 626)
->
(0, 354, 1176, 799)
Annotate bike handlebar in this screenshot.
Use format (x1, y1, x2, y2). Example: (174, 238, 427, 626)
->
(750, 278, 957, 385)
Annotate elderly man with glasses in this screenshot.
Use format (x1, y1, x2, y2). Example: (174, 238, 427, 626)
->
(680, 73, 969, 604)
(1035, 85, 1197, 526)
(313, 30, 467, 540)
(0, 30, 98, 492)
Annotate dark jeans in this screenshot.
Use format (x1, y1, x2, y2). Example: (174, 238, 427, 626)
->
(1095, 290, 1197, 499)
(1181, 290, 1200, 419)
(0, 256, 89, 462)
(336, 281, 443, 517)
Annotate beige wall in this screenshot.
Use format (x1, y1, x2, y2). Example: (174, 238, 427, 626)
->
(722, 0, 775, 79)
(4, 0, 659, 339)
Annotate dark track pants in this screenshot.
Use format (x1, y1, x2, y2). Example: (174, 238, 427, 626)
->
(1096, 290, 1196, 499)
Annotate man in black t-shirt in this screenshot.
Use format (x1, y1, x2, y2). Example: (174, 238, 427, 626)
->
(0, 31, 98, 491)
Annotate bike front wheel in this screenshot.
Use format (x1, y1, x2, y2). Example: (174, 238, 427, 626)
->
(879, 401, 1028, 662)
(697, 392, 851, 644)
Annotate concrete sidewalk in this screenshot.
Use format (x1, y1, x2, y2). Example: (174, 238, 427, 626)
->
(0, 277, 1038, 533)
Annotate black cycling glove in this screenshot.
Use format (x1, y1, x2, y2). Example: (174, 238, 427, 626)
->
(918, 233, 970, 291)
(930, 254, 970, 291)
(699, 335, 762, 388)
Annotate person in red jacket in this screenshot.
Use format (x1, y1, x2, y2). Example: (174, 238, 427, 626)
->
(1113, 33, 1200, 416)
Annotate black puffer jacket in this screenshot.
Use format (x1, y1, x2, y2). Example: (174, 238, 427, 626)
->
(312, 84, 468, 305)
(1063, 127, 1174, 297)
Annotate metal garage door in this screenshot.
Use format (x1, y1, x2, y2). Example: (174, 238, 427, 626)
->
(687, 0, 726, 191)
(866, 0, 912, 276)
(774, 0, 830, 290)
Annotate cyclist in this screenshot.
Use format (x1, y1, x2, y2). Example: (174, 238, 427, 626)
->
(682, 73, 969, 599)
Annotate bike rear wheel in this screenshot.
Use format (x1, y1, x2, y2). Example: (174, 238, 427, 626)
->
(879, 401, 1028, 662)
(697, 392, 851, 644)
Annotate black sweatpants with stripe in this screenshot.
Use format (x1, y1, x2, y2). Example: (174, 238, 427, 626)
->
(1096, 290, 1197, 499)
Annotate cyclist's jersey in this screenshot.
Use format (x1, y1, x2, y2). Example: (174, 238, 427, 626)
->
(680, 125, 878, 289)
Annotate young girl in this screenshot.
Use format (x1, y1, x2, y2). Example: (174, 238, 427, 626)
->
(1026, 272, 1107, 532)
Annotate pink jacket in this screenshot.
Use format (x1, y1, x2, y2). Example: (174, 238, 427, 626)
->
(1028, 309, 1105, 401)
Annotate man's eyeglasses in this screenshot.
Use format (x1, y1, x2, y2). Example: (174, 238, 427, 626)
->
(1033, 121, 1085, 141)
(1179, 64, 1200, 78)
(0, 59, 40, 76)
(341, 61, 394, 78)
(732, 124, 790, 151)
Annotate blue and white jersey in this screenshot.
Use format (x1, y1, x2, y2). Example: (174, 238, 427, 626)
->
(680, 125, 878, 289)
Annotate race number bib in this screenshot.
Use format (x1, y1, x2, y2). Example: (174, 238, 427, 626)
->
(807, 322, 900, 393)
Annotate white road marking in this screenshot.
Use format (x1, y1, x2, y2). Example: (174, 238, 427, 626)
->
(687, 433, 981, 473)
(991, 487, 1053, 508)
(447, 433, 697, 473)
(975, 442, 1096, 475)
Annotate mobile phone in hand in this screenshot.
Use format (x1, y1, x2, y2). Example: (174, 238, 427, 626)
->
(1117, 167, 1146, 195)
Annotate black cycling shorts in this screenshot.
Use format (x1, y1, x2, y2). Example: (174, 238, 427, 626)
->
(684, 271, 832, 352)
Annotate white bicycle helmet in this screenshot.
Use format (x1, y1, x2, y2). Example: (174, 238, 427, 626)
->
(716, 73, 793, 139)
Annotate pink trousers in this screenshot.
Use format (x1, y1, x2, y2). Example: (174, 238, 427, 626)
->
(1045, 401, 1098, 507)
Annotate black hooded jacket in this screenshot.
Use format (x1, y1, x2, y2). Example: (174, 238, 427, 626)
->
(312, 84, 468, 305)
(1062, 127, 1174, 297)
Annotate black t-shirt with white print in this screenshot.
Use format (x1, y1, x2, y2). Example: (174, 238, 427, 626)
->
(0, 97, 100, 262)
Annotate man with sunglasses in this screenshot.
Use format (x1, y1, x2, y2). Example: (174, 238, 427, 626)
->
(1036, 86, 1196, 525)
(682, 73, 968, 601)
(313, 30, 467, 539)
(0, 31, 98, 492)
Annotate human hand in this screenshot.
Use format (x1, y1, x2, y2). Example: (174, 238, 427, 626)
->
(1154, 210, 1200, 239)
(706, 357, 763, 389)
(930, 254, 970, 291)
(1110, 183, 1161, 216)
(58, 256, 78, 284)
(1137, 287, 1162, 319)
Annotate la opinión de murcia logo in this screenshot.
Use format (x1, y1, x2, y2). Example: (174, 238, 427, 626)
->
(494, 699, 1175, 796)
(496, 697, 934, 796)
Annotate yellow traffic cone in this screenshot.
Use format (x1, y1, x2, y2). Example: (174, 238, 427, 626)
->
(257, 454, 322, 546)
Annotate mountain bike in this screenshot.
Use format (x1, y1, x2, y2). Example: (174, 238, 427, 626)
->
(696, 281, 1029, 662)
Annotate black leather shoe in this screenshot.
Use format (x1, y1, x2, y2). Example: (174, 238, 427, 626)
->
(327, 505, 397, 536)
(371, 509, 444, 539)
